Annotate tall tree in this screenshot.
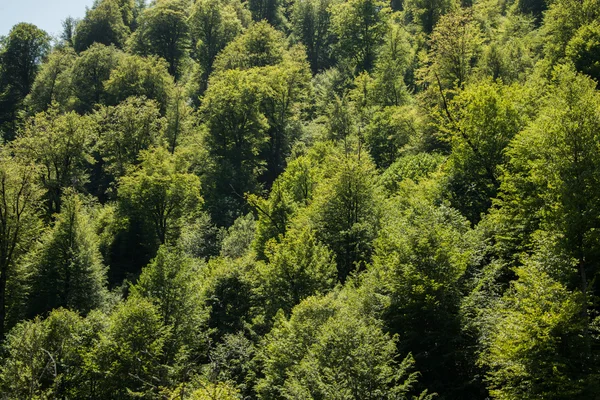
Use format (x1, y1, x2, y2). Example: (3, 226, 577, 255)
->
(422, 9, 483, 90)
(14, 107, 95, 218)
(0, 23, 50, 141)
(291, 0, 336, 73)
(73, 0, 131, 53)
(188, 0, 245, 94)
(443, 80, 525, 224)
(118, 146, 203, 246)
(329, 0, 391, 73)
(25, 48, 76, 114)
(0, 152, 42, 339)
(201, 68, 269, 226)
(129, 0, 191, 79)
(311, 152, 382, 282)
(68, 43, 124, 113)
(104, 54, 175, 113)
(27, 192, 108, 318)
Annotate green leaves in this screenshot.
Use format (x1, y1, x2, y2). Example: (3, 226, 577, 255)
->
(118, 146, 203, 246)
(329, 0, 391, 72)
(129, 0, 191, 79)
(73, 0, 131, 53)
(27, 192, 109, 317)
(480, 264, 588, 399)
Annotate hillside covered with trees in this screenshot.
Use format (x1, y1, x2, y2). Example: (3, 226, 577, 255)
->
(0, 0, 599, 398)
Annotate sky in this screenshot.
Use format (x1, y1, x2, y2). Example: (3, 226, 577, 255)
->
(0, 0, 96, 38)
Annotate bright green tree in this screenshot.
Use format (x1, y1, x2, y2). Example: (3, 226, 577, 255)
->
(14, 107, 95, 217)
(94, 96, 166, 182)
(88, 297, 170, 399)
(118, 146, 203, 246)
(213, 21, 286, 72)
(311, 152, 382, 282)
(104, 54, 175, 113)
(480, 263, 593, 399)
(26, 48, 76, 113)
(443, 79, 525, 224)
(422, 9, 483, 90)
(0, 152, 42, 338)
(257, 291, 433, 399)
(201, 68, 269, 226)
(0, 308, 105, 398)
(371, 181, 477, 397)
(130, 245, 208, 364)
(258, 226, 337, 318)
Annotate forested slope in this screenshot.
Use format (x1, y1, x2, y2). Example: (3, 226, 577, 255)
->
(0, 0, 599, 398)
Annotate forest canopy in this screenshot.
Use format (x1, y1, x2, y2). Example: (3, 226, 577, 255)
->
(1, 0, 600, 398)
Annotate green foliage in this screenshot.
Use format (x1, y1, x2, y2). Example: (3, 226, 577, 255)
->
(0, 309, 105, 398)
(104, 53, 175, 112)
(565, 21, 600, 82)
(118, 146, 203, 246)
(371, 181, 478, 396)
(221, 213, 256, 259)
(248, 0, 284, 26)
(27, 192, 109, 318)
(73, 0, 131, 53)
(329, 0, 391, 72)
(421, 9, 483, 90)
(26, 48, 76, 113)
(94, 96, 166, 183)
(364, 105, 416, 169)
(370, 21, 413, 107)
(496, 66, 600, 283)
(258, 225, 337, 317)
(14, 106, 95, 217)
(380, 152, 444, 195)
(403, 0, 457, 33)
(257, 291, 432, 400)
(4, 0, 600, 397)
(213, 21, 286, 72)
(443, 79, 526, 223)
(201, 68, 269, 226)
(188, 380, 241, 399)
(480, 264, 593, 399)
(88, 296, 170, 399)
(129, 0, 191, 79)
(311, 152, 382, 281)
(291, 0, 336, 72)
(200, 257, 258, 340)
(68, 43, 124, 113)
(205, 331, 257, 397)
(130, 245, 208, 363)
(188, 0, 246, 94)
(541, 0, 600, 64)
(0, 23, 50, 141)
(0, 152, 43, 338)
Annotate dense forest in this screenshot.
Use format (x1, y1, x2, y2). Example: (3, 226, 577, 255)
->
(0, 0, 599, 397)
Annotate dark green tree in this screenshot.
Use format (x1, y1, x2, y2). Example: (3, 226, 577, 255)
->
(27, 192, 108, 318)
(0, 23, 50, 141)
(73, 0, 131, 53)
(329, 0, 391, 72)
(291, 0, 336, 72)
(129, 0, 191, 79)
